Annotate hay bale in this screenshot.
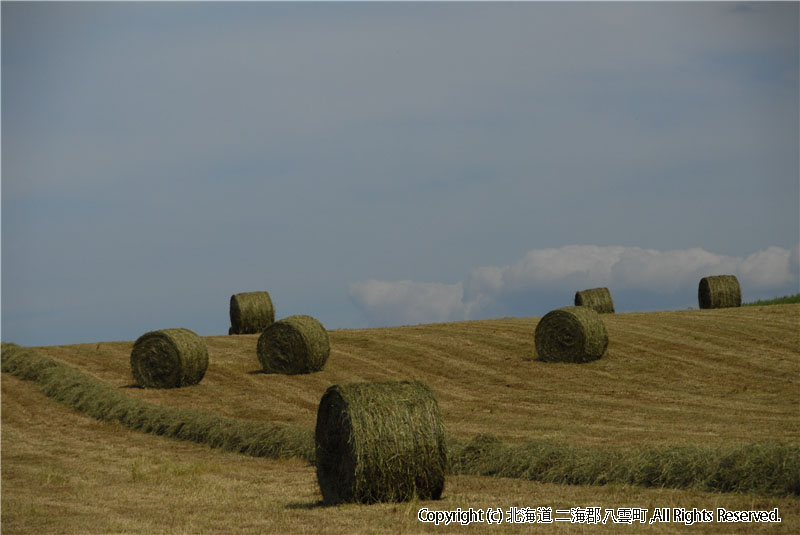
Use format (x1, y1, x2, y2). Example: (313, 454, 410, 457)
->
(130, 328, 209, 388)
(698, 275, 741, 309)
(574, 287, 615, 313)
(534, 306, 608, 363)
(256, 315, 330, 374)
(229, 291, 275, 334)
(315, 380, 447, 504)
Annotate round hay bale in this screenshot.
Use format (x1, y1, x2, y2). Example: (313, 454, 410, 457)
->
(534, 306, 608, 363)
(315, 380, 447, 504)
(256, 315, 330, 374)
(229, 291, 275, 334)
(698, 275, 741, 309)
(130, 328, 209, 388)
(574, 287, 615, 314)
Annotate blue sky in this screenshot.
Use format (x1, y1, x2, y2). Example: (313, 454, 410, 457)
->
(2, 2, 798, 347)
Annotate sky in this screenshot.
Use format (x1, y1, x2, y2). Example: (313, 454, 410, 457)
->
(2, 1, 798, 347)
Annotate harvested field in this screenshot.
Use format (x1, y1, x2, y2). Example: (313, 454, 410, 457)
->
(25, 304, 799, 449)
(5, 373, 799, 534)
(3, 304, 799, 533)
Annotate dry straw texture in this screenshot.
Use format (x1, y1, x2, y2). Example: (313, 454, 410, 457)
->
(698, 275, 742, 309)
(315, 380, 447, 504)
(229, 291, 275, 334)
(4, 342, 798, 496)
(574, 287, 615, 314)
(130, 328, 209, 388)
(256, 315, 330, 374)
(534, 306, 608, 363)
(1, 342, 314, 461)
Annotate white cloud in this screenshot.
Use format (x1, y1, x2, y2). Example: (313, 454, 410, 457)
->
(348, 279, 467, 327)
(350, 244, 799, 326)
(738, 246, 795, 288)
(609, 247, 741, 292)
(502, 245, 629, 290)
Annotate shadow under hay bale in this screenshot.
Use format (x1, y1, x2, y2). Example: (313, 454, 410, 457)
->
(130, 328, 208, 388)
(534, 306, 608, 363)
(256, 315, 330, 374)
(315, 380, 447, 505)
(229, 291, 275, 334)
(698, 275, 741, 309)
(574, 287, 615, 314)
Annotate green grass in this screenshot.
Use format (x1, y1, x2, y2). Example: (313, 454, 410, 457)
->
(743, 293, 800, 306)
(449, 434, 800, 496)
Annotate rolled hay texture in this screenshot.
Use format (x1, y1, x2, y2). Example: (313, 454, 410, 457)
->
(256, 315, 330, 374)
(534, 306, 608, 363)
(130, 328, 209, 388)
(574, 287, 615, 314)
(315, 380, 447, 504)
(229, 291, 275, 334)
(698, 275, 742, 309)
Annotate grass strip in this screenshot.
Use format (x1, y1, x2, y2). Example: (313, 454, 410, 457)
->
(1, 342, 313, 462)
(448, 434, 799, 497)
(3, 342, 797, 496)
(743, 293, 800, 306)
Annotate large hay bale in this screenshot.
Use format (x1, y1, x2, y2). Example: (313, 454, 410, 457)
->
(315, 380, 447, 504)
(698, 275, 741, 309)
(130, 328, 209, 388)
(256, 315, 330, 374)
(534, 306, 608, 363)
(574, 287, 615, 314)
(229, 291, 275, 334)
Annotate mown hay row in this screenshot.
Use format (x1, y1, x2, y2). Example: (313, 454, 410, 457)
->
(448, 434, 800, 497)
(1, 342, 314, 462)
(698, 275, 742, 309)
(257, 315, 330, 374)
(229, 291, 275, 335)
(574, 287, 615, 314)
(2, 342, 797, 497)
(130, 328, 208, 388)
(315, 380, 447, 504)
(534, 306, 608, 363)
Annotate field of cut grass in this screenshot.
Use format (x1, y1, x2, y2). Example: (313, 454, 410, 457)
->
(3, 373, 799, 534)
(2, 304, 799, 533)
(26, 305, 799, 448)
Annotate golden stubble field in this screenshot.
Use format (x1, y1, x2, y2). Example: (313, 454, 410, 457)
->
(2, 304, 799, 533)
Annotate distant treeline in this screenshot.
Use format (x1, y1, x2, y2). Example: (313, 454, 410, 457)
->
(743, 293, 800, 306)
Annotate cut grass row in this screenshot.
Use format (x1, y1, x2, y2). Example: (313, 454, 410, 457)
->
(6, 374, 797, 535)
(450, 435, 799, 497)
(33, 305, 800, 449)
(3, 341, 798, 497)
(0, 343, 314, 461)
